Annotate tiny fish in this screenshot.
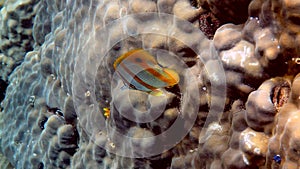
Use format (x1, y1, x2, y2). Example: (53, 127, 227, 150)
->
(103, 107, 110, 118)
(113, 49, 179, 92)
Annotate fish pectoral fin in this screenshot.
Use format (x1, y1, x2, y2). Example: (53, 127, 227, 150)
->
(149, 89, 165, 96)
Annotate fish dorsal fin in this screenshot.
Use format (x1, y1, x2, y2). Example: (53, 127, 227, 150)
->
(114, 49, 141, 69)
(113, 49, 157, 69)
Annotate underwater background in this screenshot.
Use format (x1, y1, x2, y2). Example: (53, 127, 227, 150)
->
(0, 0, 300, 168)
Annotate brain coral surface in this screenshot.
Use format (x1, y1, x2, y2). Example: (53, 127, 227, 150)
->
(0, 0, 299, 169)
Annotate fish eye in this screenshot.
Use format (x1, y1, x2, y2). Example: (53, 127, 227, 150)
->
(134, 57, 143, 63)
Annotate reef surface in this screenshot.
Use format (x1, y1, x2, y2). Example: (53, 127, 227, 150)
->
(0, 0, 299, 168)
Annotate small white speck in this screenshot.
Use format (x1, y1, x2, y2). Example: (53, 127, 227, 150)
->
(242, 154, 250, 165)
(85, 91, 91, 97)
(50, 74, 56, 80)
(248, 62, 259, 66)
(294, 58, 300, 64)
(109, 142, 115, 148)
(254, 147, 260, 154)
(245, 142, 252, 149)
(189, 149, 198, 153)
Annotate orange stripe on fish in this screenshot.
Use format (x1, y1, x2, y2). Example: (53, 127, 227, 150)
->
(146, 67, 179, 84)
(118, 62, 158, 91)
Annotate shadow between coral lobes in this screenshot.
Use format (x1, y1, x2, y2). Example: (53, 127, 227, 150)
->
(0, 79, 8, 103)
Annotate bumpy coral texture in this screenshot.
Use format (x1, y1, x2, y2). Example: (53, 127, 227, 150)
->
(266, 74, 300, 169)
(0, 0, 299, 169)
(0, 0, 39, 81)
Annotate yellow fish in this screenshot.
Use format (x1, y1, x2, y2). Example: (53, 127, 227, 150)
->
(113, 49, 180, 92)
(103, 107, 110, 118)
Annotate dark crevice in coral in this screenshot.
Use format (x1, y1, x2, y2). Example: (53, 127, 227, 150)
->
(166, 94, 181, 110)
(0, 79, 8, 103)
(198, 12, 222, 39)
(63, 148, 77, 156)
(72, 126, 80, 148)
(149, 155, 173, 169)
(68, 126, 80, 151)
(185, 60, 197, 67)
(149, 123, 163, 135)
(173, 48, 198, 67)
(198, 101, 209, 112)
(189, 0, 199, 8)
(21, 18, 33, 28)
(242, 73, 270, 90)
(38, 162, 44, 169)
(47, 107, 64, 118)
(165, 83, 181, 97)
(39, 117, 48, 130)
(288, 16, 300, 25)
